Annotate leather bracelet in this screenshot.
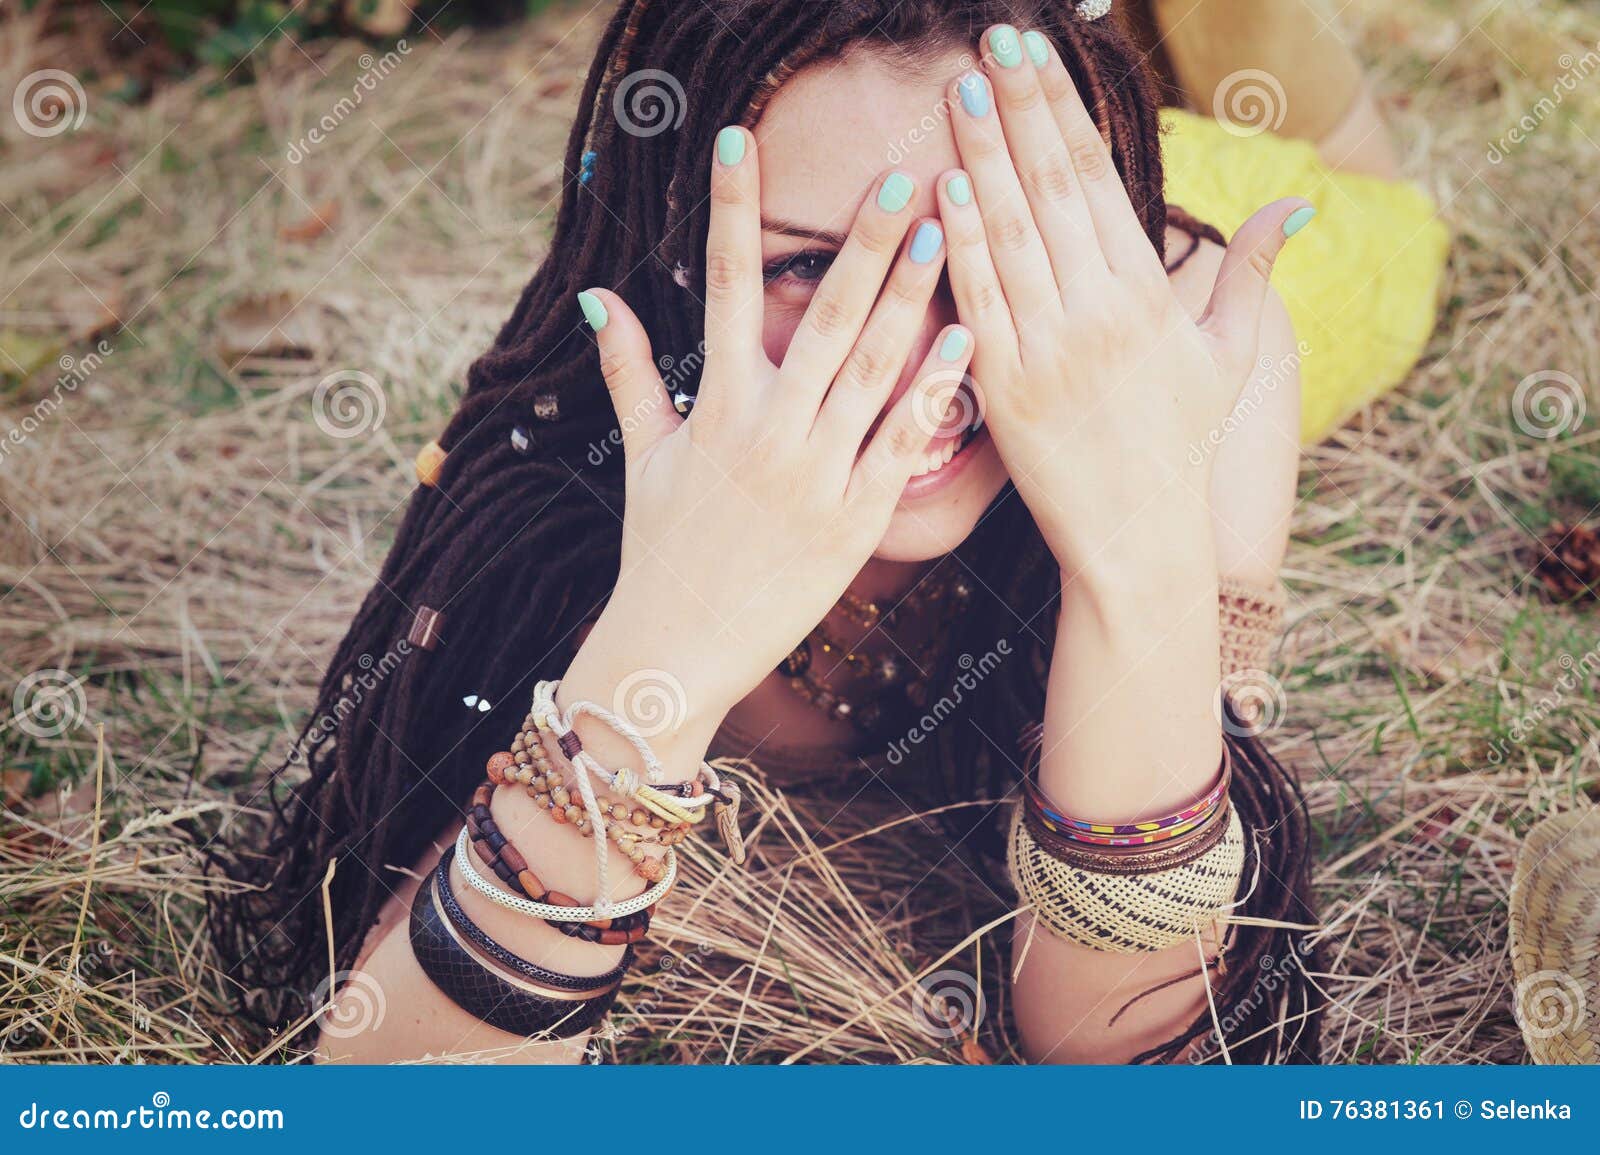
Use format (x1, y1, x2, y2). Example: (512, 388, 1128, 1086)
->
(434, 847, 633, 992)
(410, 854, 624, 1038)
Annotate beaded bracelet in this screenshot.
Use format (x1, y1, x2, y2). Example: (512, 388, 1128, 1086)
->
(464, 793, 653, 945)
(527, 680, 747, 870)
(455, 827, 675, 922)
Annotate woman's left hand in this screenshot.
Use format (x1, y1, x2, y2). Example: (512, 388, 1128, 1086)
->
(939, 25, 1311, 574)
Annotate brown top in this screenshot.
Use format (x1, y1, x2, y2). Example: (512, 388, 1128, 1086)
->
(710, 579, 1286, 785)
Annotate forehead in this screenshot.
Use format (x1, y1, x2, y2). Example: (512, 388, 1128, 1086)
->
(752, 45, 967, 233)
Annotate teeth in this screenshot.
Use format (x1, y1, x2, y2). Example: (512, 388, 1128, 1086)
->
(911, 437, 960, 478)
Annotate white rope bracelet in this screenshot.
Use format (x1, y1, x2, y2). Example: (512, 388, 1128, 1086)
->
(454, 827, 675, 922)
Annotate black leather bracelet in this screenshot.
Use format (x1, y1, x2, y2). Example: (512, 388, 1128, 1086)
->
(433, 848, 632, 992)
(409, 850, 626, 1038)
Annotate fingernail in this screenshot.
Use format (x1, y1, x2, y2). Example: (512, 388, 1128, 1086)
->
(989, 26, 1023, 68)
(877, 171, 915, 213)
(577, 290, 608, 331)
(957, 72, 990, 117)
(939, 329, 970, 361)
(1282, 205, 1317, 238)
(716, 126, 745, 167)
(945, 173, 972, 206)
(1023, 30, 1050, 67)
(909, 221, 944, 264)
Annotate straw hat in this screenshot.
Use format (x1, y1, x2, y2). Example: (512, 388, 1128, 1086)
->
(1508, 805, 1600, 1063)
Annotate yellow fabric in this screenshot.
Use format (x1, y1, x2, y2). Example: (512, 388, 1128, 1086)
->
(1160, 108, 1451, 442)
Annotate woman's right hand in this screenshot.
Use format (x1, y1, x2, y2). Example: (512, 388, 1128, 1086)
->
(563, 126, 972, 754)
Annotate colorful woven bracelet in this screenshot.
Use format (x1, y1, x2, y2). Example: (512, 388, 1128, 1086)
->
(1021, 747, 1231, 847)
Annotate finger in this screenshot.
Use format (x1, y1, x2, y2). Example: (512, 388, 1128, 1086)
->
(1030, 30, 1165, 279)
(979, 24, 1101, 294)
(777, 169, 921, 418)
(846, 324, 974, 511)
(579, 288, 679, 461)
(703, 126, 764, 393)
(812, 217, 947, 451)
(946, 65, 1063, 334)
(938, 168, 1019, 365)
(1199, 199, 1315, 364)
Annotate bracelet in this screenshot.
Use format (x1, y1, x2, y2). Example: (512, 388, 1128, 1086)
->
(1021, 794, 1234, 876)
(434, 847, 635, 991)
(1006, 803, 1246, 953)
(410, 857, 624, 1038)
(529, 680, 747, 865)
(1024, 752, 1231, 842)
(455, 827, 675, 922)
(464, 793, 653, 945)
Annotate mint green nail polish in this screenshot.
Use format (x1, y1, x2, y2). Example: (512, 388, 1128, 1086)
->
(1023, 30, 1050, 67)
(939, 329, 969, 361)
(946, 174, 972, 206)
(577, 290, 608, 331)
(989, 26, 1023, 68)
(878, 171, 914, 213)
(716, 126, 745, 167)
(1282, 205, 1317, 238)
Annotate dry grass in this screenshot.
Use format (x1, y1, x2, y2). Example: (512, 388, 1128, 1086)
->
(3, 0, 1599, 1064)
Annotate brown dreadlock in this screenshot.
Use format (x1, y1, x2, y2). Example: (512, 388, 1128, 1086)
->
(208, 0, 1319, 1063)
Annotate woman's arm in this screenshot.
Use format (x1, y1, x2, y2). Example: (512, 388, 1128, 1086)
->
(936, 26, 1307, 1064)
(1011, 288, 1300, 1064)
(320, 126, 976, 1063)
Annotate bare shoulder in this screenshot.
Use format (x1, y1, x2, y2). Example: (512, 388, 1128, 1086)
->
(1165, 229, 1301, 585)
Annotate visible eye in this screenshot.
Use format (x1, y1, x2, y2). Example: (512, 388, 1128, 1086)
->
(762, 249, 835, 289)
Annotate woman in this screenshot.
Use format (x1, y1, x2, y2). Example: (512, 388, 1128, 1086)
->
(213, 0, 1321, 1064)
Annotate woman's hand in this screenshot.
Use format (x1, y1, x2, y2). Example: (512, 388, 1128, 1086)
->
(565, 127, 971, 759)
(938, 25, 1311, 577)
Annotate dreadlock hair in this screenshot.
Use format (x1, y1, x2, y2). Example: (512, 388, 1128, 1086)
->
(209, 0, 1319, 1063)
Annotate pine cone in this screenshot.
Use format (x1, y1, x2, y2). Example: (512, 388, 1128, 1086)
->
(1536, 522, 1600, 602)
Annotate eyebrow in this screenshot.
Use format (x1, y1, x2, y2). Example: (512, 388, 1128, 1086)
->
(761, 215, 849, 247)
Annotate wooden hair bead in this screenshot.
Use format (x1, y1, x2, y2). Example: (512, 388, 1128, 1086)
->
(407, 606, 444, 650)
(414, 440, 446, 487)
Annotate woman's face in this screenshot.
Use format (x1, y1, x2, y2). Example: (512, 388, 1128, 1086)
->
(753, 46, 1010, 564)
